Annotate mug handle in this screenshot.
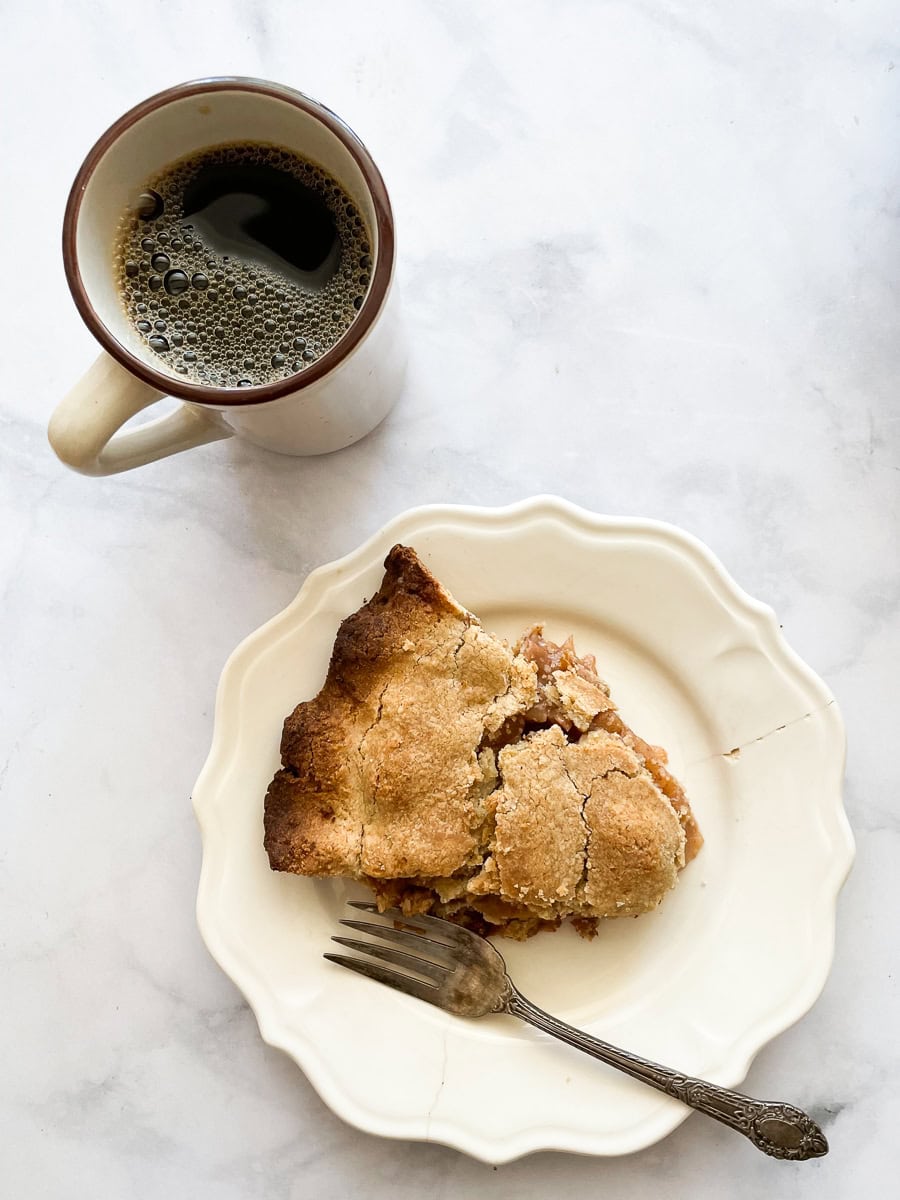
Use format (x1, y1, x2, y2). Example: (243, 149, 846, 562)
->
(48, 352, 232, 476)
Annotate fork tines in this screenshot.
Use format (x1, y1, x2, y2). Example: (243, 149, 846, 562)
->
(323, 901, 460, 1006)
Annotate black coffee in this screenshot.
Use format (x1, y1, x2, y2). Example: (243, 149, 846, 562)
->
(116, 142, 372, 388)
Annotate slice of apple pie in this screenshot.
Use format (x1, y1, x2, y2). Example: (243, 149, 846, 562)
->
(264, 545, 701, 939)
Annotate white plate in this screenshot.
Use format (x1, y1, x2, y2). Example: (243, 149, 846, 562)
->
(192, 497, 853, 1161)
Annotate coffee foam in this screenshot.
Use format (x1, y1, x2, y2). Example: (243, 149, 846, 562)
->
(115, 143, 371, 388)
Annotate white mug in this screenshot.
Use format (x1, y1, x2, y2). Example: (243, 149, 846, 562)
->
(50, 78, 404, 476)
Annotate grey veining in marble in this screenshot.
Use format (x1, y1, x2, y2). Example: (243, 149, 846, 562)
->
(2, 1, 898, 1196)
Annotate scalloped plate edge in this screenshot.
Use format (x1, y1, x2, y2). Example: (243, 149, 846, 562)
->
(192, 496, 854, 1161)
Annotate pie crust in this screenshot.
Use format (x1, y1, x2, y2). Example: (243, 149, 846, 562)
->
(264, 546, 701, 938)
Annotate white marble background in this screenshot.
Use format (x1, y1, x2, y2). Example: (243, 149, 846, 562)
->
(2, 0, 898, 1195)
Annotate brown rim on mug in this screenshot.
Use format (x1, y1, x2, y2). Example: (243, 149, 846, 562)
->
(62, 77, 395, 408)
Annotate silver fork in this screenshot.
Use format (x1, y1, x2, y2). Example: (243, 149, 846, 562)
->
(326, 901, 827, 1161)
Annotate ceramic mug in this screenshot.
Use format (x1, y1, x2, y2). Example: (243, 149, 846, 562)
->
(50, 78, 403, 476)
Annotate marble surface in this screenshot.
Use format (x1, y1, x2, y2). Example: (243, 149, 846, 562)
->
(2, 0, 897, 1194)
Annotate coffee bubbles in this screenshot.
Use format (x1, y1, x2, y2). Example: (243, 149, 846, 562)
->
(116, 142, 371, 388)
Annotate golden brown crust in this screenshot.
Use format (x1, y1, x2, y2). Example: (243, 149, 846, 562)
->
(566, 729, 685, 915)
(265, 545, 537, 881)
(473, 726, 684, 921)
(264, 546, 700, 938)
(517, 625, 703, 864)
(484, 728, 586, 917)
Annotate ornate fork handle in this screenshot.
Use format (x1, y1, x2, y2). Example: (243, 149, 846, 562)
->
(505, 987, 827, 1160)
